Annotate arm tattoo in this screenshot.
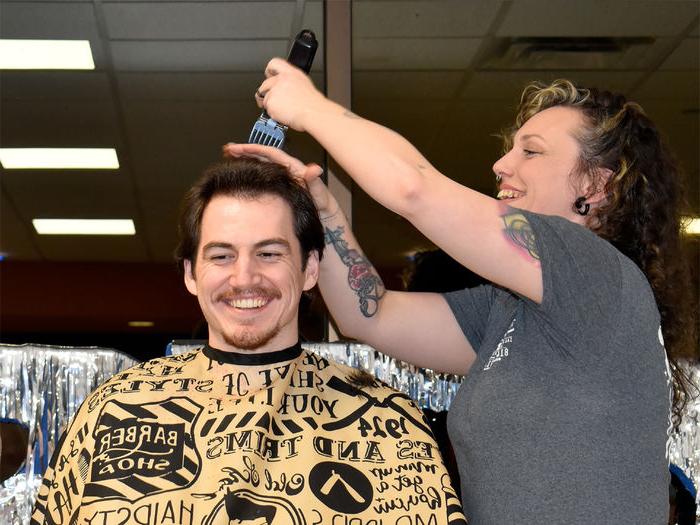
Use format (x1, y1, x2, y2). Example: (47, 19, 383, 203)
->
(502, 211, 540, 261)
(324, 226, 386, 317)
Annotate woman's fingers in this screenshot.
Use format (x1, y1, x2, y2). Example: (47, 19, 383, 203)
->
(223, 143, 330, 211)
(222, 143, 305, 177)
(264, 57, 286, 78)
(254, 77, 277, 108)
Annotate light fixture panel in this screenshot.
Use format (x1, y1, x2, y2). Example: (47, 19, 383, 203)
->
(33, 219, 136, 235)
(0, 148, 119, 169)
(0, 40, 95, 70)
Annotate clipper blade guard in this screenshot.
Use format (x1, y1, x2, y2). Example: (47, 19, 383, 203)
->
(248, 115, 287, 148)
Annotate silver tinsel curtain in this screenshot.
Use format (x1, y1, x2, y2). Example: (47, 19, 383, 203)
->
(0, 344, 138, 524)
(1, 342, 698, 523)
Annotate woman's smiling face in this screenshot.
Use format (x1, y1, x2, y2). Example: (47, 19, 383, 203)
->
(493, 105, 588, 223)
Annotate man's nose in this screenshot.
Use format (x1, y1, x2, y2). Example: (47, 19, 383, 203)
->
(228, 255, 262, 286)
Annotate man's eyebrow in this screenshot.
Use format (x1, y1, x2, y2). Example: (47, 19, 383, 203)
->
(254, 238, 290, 250)
(202, 239, 291, 252)
(202, 242, 233, 252)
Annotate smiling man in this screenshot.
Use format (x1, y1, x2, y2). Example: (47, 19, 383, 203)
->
(31, 159, 466, 525)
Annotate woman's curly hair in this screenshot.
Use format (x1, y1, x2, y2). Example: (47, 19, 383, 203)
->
(503, 79, 697, 424)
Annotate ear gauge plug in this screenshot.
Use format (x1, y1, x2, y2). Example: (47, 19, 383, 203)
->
(574, 196, 590, 216)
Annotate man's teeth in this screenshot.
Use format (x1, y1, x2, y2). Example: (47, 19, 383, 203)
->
(497, 189, 525, 200)
(229, 298, 267, 309)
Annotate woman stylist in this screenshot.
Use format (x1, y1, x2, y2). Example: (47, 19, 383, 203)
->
(224, 58, 695, 523)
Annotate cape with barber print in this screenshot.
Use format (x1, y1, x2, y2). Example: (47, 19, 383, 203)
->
(31, 342, 467, 525)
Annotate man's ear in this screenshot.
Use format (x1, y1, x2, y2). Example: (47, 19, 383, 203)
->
(183, 260, 198, 296)
(302, 250, 320, 291)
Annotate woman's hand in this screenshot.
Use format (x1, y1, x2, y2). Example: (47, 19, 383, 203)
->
(222, 142, 337, 217)
(254, 58, 328, 132)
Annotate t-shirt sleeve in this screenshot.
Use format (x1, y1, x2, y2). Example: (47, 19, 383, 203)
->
(442, 284, 494, 352)
(520, 210, 623, 342)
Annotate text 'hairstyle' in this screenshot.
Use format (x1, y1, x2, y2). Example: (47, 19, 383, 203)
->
(503, 79, 697, 423)
(175, 158, 324, 271)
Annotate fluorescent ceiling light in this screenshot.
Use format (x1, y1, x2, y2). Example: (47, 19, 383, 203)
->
(683, 217, 700, 235)
(0, 39, 95, 70)
(0, 148, 119, 169)
(33, 219, 135, 235)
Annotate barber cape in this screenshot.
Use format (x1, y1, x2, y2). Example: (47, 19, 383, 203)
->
(31, 343, 467, 525)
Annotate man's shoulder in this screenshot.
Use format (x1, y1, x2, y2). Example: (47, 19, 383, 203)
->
(82, 347, 204, 415)
(301, 349, 415, 402)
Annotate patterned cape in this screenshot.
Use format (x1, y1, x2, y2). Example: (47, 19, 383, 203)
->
(31, 343, 467, 524)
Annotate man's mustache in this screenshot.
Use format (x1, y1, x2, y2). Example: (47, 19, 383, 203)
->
(216, 287, 282, 302)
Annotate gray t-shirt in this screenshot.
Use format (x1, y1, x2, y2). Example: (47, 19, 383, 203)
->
(444, 211, 672, 524)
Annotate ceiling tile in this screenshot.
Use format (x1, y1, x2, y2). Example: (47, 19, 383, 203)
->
(352, 99, 450, 152)
(0, 72, 112, 101)
(354, 38, 482, 70)
(1, 100, 120, 147)
(353, 71, 464, 99)
(117, 72, 260, 100)
(1, 2, 100, 39)
(478, 36, 678, 71)
(461, 71, 644, 100)
(353, 0, 504, 38)
(116, 70, 323, 100)
(660, 38, 700, 70)
(110, 40, 289, 72)
(301, 1, 324, 34)
(497, 1, 700, 37)
(633, 71, 700, 101)
(103, 2, 295, 39)
(2, 171, 139, 219)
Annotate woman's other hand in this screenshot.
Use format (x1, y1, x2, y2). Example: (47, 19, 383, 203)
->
(222, 142, 336, 217)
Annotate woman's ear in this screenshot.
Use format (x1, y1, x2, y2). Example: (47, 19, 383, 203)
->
(584, 167, 613, 206)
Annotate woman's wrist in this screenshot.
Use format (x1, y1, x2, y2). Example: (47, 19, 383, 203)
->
(301, 97, 346, 135)
(319, 206, 341, 222)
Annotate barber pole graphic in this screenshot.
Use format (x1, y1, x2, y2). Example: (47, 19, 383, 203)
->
(83, 397, 203, 502)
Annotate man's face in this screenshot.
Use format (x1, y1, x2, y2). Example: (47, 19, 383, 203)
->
(184, 194, 319, 352)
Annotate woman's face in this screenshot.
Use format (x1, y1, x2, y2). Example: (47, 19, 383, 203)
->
(492, 105, 588, 224)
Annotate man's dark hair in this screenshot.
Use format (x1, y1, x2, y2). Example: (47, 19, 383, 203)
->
(175, 158, 324, 272)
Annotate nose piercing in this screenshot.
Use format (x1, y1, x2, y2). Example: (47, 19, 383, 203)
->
(495, 174, 503, 184)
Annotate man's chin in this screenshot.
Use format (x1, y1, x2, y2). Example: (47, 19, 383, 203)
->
(222, 327, 280, 351)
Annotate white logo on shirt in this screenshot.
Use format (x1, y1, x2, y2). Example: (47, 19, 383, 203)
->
(484, 318, 516, 371)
